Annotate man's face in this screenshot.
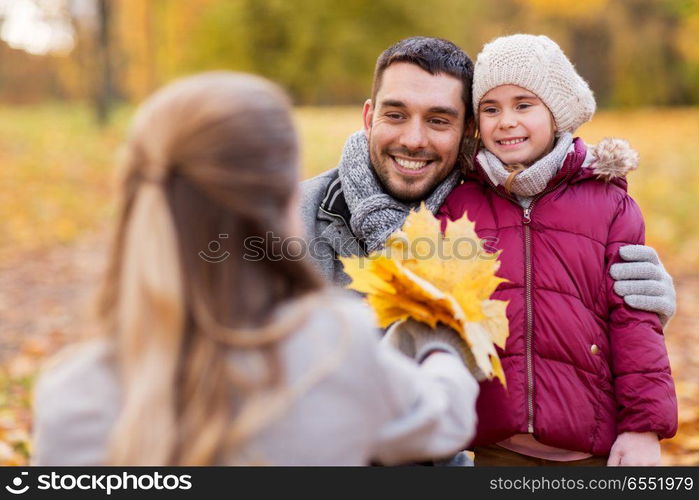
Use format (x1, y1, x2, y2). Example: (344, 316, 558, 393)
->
(363, 62, 465, 203)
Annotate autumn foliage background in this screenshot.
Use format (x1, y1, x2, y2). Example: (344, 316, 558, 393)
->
(1, 0, 698, 465)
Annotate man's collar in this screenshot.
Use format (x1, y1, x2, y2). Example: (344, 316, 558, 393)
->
(318, 170, 368, 254)
(319, 169, 352, 225)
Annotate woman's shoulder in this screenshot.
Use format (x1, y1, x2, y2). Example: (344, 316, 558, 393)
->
(274, 289, 385, 376)
(285, 288, 377, 328)
(34, 339, 120, 423)
(36, 339, 117, 395)
(32, 339, 120, 465)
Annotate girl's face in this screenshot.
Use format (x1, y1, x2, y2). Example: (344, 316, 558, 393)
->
(478, 84, 556, 166)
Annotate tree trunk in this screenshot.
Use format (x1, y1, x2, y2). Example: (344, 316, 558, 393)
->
(95, 0, 113, 126)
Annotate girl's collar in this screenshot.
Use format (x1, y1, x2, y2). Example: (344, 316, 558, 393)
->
(468, 136, 639, 191)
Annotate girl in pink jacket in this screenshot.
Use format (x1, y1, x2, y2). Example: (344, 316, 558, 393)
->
(438, 34, 677, 466)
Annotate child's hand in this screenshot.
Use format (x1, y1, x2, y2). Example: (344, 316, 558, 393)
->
(607, 432, 661, 466)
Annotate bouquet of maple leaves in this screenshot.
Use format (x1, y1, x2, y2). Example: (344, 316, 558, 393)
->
(341, 205, 509, 386)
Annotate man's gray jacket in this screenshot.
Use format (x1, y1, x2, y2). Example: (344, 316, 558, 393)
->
(300, 168, 366, 287)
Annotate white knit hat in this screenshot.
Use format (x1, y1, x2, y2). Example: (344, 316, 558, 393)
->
(472, 34, 596, 133)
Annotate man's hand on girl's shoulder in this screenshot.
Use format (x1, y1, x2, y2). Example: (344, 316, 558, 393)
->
(611, 244, 676, 327)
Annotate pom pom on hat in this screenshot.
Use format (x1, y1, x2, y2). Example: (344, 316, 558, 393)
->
(472, 34, 596, 134)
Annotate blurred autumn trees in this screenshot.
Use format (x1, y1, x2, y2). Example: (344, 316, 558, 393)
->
(1, 0, 698, 120)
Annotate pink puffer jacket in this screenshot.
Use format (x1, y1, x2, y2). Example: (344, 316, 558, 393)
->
(438, 138, 677, 455)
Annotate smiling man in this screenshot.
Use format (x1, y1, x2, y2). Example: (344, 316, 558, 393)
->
(300, 35, 675, 321)
(363, 61, 465, 203)
(301, 37, 473, 279)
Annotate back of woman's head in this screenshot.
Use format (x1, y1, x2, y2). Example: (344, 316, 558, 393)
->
(127, 71, 298, 225)
(99, 72, 323, 465)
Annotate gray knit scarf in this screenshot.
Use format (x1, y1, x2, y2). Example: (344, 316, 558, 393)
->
(338, 131, 461, 253)
(477, 132, 574, 203)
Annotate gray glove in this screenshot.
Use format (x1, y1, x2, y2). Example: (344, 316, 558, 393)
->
(610, 244, 676, 327)
(383, 319, 487, 381)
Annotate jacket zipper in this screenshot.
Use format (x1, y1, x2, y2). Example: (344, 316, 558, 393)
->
(478, 167, 570, 435)
(523, 206, 535, 433)
(318, 205, 368, 257)
(521, 180, 568, 434)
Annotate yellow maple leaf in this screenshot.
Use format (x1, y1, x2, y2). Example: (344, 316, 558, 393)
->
(340, 204, 510, 386)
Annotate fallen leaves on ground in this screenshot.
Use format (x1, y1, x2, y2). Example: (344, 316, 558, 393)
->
(659, 276, 699, 465)
(0, 330, 67, 465)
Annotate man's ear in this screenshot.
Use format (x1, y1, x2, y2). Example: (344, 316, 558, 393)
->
(362, 99, 373, 138)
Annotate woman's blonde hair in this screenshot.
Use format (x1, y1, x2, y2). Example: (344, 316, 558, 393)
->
(98, 72, 324, 465)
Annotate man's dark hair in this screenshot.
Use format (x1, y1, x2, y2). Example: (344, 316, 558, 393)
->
(371, 36, 475, 120)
